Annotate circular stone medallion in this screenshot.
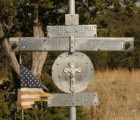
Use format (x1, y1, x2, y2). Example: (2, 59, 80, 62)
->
(52, 52, 94, 93)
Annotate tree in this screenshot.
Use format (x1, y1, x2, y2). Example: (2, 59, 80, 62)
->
(0, 0, 69, 77)
(0, 0, 138, 76)
(0, 0, 139, 119)
(76, 0, 139, 69)
(0, 0, 48, 77)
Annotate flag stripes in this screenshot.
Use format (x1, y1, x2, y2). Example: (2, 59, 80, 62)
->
(19, 65, 51, 109)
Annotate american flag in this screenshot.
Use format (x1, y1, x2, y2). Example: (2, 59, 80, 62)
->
(19, 65, 51, 109)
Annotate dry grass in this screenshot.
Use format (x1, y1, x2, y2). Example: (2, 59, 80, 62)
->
(85, 69, 140, 120)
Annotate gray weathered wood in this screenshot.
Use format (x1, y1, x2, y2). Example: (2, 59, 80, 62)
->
(48, 93, 98, 107)
(9, 37, 134, 52)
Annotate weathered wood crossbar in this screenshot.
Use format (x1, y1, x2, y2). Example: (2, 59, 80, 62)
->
(9, 37, 133, 52)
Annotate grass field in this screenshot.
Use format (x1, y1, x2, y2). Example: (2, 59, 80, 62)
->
(84, 69, 140, 120)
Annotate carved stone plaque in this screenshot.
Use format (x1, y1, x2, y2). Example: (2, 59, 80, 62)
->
(52, 52, 94, 93)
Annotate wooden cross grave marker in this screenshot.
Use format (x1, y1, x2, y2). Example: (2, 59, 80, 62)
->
(9, 0, 134, 120)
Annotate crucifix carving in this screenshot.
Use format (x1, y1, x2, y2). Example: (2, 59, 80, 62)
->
(64, 61, 81, 92)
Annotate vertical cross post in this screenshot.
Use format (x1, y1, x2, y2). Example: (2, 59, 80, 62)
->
(69, 0, 75, 14)
(70, 107, 76, 120)
(68, 1, 76, 119)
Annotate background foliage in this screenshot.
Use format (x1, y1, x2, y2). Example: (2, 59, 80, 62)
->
(0, 0, 140, 119)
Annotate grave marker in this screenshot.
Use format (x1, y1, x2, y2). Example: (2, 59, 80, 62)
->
(9, 0, 134, 120)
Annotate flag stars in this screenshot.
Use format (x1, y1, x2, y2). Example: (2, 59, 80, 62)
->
(20, 65, 45, 88)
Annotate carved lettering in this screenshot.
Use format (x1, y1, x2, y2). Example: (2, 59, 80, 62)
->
(99, 40, 122, 50)
(47, 25, 97, 37)
(20, 38, 69, 51)
(76, 40, 98, 51)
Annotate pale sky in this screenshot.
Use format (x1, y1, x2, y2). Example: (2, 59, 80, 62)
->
(136, 2, 140, 7)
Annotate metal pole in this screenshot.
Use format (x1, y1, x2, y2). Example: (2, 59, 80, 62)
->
(69, 0, 75, 14)
(22, 110, 24, 120)
(70, 106, 76, 120)
(41, 101, 43, 120)
(68, 0, 76, 120)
